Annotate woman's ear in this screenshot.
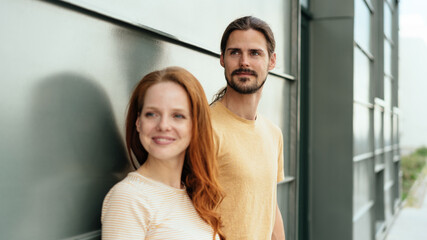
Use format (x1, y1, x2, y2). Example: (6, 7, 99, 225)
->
(135, 116, 141, 132)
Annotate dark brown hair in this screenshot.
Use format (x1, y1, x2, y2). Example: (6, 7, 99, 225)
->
(220, 16, 276, 56)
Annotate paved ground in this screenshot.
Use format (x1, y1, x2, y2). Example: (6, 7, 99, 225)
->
(385, 166, 427, 240)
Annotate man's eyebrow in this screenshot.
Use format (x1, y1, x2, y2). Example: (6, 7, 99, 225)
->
(249, 48, 265, 52)
(226, 48, 241, 52)
(226, 48, 265, 52)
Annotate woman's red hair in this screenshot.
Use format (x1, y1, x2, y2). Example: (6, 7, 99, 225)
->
(125, 66, 225, 240)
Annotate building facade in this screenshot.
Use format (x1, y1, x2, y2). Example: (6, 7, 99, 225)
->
(0, 0, 400, 239)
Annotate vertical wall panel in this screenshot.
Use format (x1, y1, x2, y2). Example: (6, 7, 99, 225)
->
(353, 208, 374, 240)
(354, 48, 371, 103)
(384, 112, 392, 147)
(383, 1, 393, 40)
(353, 104, 372, 156)
(353, 159, 375, 212)
(353, 1, 374, 239)
(310, 14, 354, 240)
(384, 41, 393, 76)
(374, 105, 384, 154)
(354, 0, 372, 52)
(61, 0, 293, 75)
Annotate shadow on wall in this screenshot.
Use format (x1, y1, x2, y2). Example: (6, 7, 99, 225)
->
(112, 26, 166, 93)
(17, 73, 129, 239)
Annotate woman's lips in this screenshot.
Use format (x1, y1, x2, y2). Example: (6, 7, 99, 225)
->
(152, 136, 175, 145)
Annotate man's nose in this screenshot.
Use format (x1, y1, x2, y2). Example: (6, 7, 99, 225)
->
(239, 53, 250, 68)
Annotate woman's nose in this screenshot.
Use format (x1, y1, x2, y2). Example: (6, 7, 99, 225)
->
(157, 116, 172, 131)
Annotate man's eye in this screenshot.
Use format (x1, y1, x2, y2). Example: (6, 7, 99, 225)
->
(230, 50, 239, 55)
(251, 51, 260, 56)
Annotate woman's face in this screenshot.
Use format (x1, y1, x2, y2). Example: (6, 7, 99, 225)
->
(136, 81, 192, 164)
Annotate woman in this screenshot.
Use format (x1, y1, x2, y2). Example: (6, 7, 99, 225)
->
(101, 67, 224, 240)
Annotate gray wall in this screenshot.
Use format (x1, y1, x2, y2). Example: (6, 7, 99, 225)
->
(0, 0, 298, 239)
(310, 0, 355, 237)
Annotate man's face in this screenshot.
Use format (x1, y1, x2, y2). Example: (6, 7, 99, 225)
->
(220, 29, 276, 94)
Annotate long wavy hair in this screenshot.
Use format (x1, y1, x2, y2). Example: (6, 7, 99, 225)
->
(125, 66, 225, 240)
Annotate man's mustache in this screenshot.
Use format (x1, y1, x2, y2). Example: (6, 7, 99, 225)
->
(231, 68, 258, 77)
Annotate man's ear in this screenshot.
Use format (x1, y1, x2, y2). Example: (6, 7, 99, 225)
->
(220, 53, 225, 67)
(268, 52, 276, 70)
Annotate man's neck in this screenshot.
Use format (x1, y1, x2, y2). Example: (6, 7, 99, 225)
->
(220, 87, 262, 120)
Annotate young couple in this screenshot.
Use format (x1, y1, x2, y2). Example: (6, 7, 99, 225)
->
(101, 16, 285, 240)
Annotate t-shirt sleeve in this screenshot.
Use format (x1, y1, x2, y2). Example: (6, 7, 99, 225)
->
(101, 184, 150, 239)
(277, 133, 285, 183)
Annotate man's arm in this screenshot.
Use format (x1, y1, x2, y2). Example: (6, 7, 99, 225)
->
(271, 203, 285, 240)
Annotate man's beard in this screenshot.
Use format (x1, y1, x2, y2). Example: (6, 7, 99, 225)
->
(225, 68, 266, 94)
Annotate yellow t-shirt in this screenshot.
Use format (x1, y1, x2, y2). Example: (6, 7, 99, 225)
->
(211, 102, 285, 240)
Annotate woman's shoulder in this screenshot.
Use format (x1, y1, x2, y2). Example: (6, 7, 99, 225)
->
(103, 173, 148, 205)
(105, 172, 185, 203)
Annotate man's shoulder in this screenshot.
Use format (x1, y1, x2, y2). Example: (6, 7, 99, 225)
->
(257, 114, 282, 134)
(210, 101, 222, 115)
(210, 102, 229, 124)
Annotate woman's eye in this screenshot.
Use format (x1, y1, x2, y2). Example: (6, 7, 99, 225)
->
(144, 112, 156, 117)
(174, 114, 185, 119)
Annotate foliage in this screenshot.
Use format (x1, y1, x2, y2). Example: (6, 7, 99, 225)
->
(401, 146, 427, 200)
(415, 146, 427, 157)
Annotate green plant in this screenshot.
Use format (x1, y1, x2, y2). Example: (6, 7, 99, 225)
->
(415, 146, 427, 157)
(401, 146, 427, 201)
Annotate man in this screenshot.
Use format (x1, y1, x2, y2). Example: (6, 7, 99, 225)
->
(211, 16, 286, 240)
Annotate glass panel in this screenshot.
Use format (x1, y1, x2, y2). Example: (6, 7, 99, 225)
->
(374, 170, 385, 232)
(393, 161, 400, 206)
(384, 1, 392, 40)
(354, 0, 371, 53)
(384, 150, 394, 182)
(354, 104, 372, 156)
(354, 47, 371, 103)
(384, 187, 393, 221)
(374, 107, 384, 151)
(278, 183, 294, 240)
(392, 114, 399, 145)
(384, 40, 392, 76)
(384, 148, 394, 220)
(282, 0, 293, 74)
(386, 0, 394, 10)
(353, 207, 374, 240)
(301, 0, 309, 9)
(61, 0, 293, 74)
(375, 153, 385, 168)
(384, 113, 392, 147)
(353, 158, 375, 212)
(259, 76, 291, 177)
(384, 76, 392, 108)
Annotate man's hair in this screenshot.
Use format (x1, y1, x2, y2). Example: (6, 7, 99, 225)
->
(212, 16, 276, 104)
(220, 16, 276, 56)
